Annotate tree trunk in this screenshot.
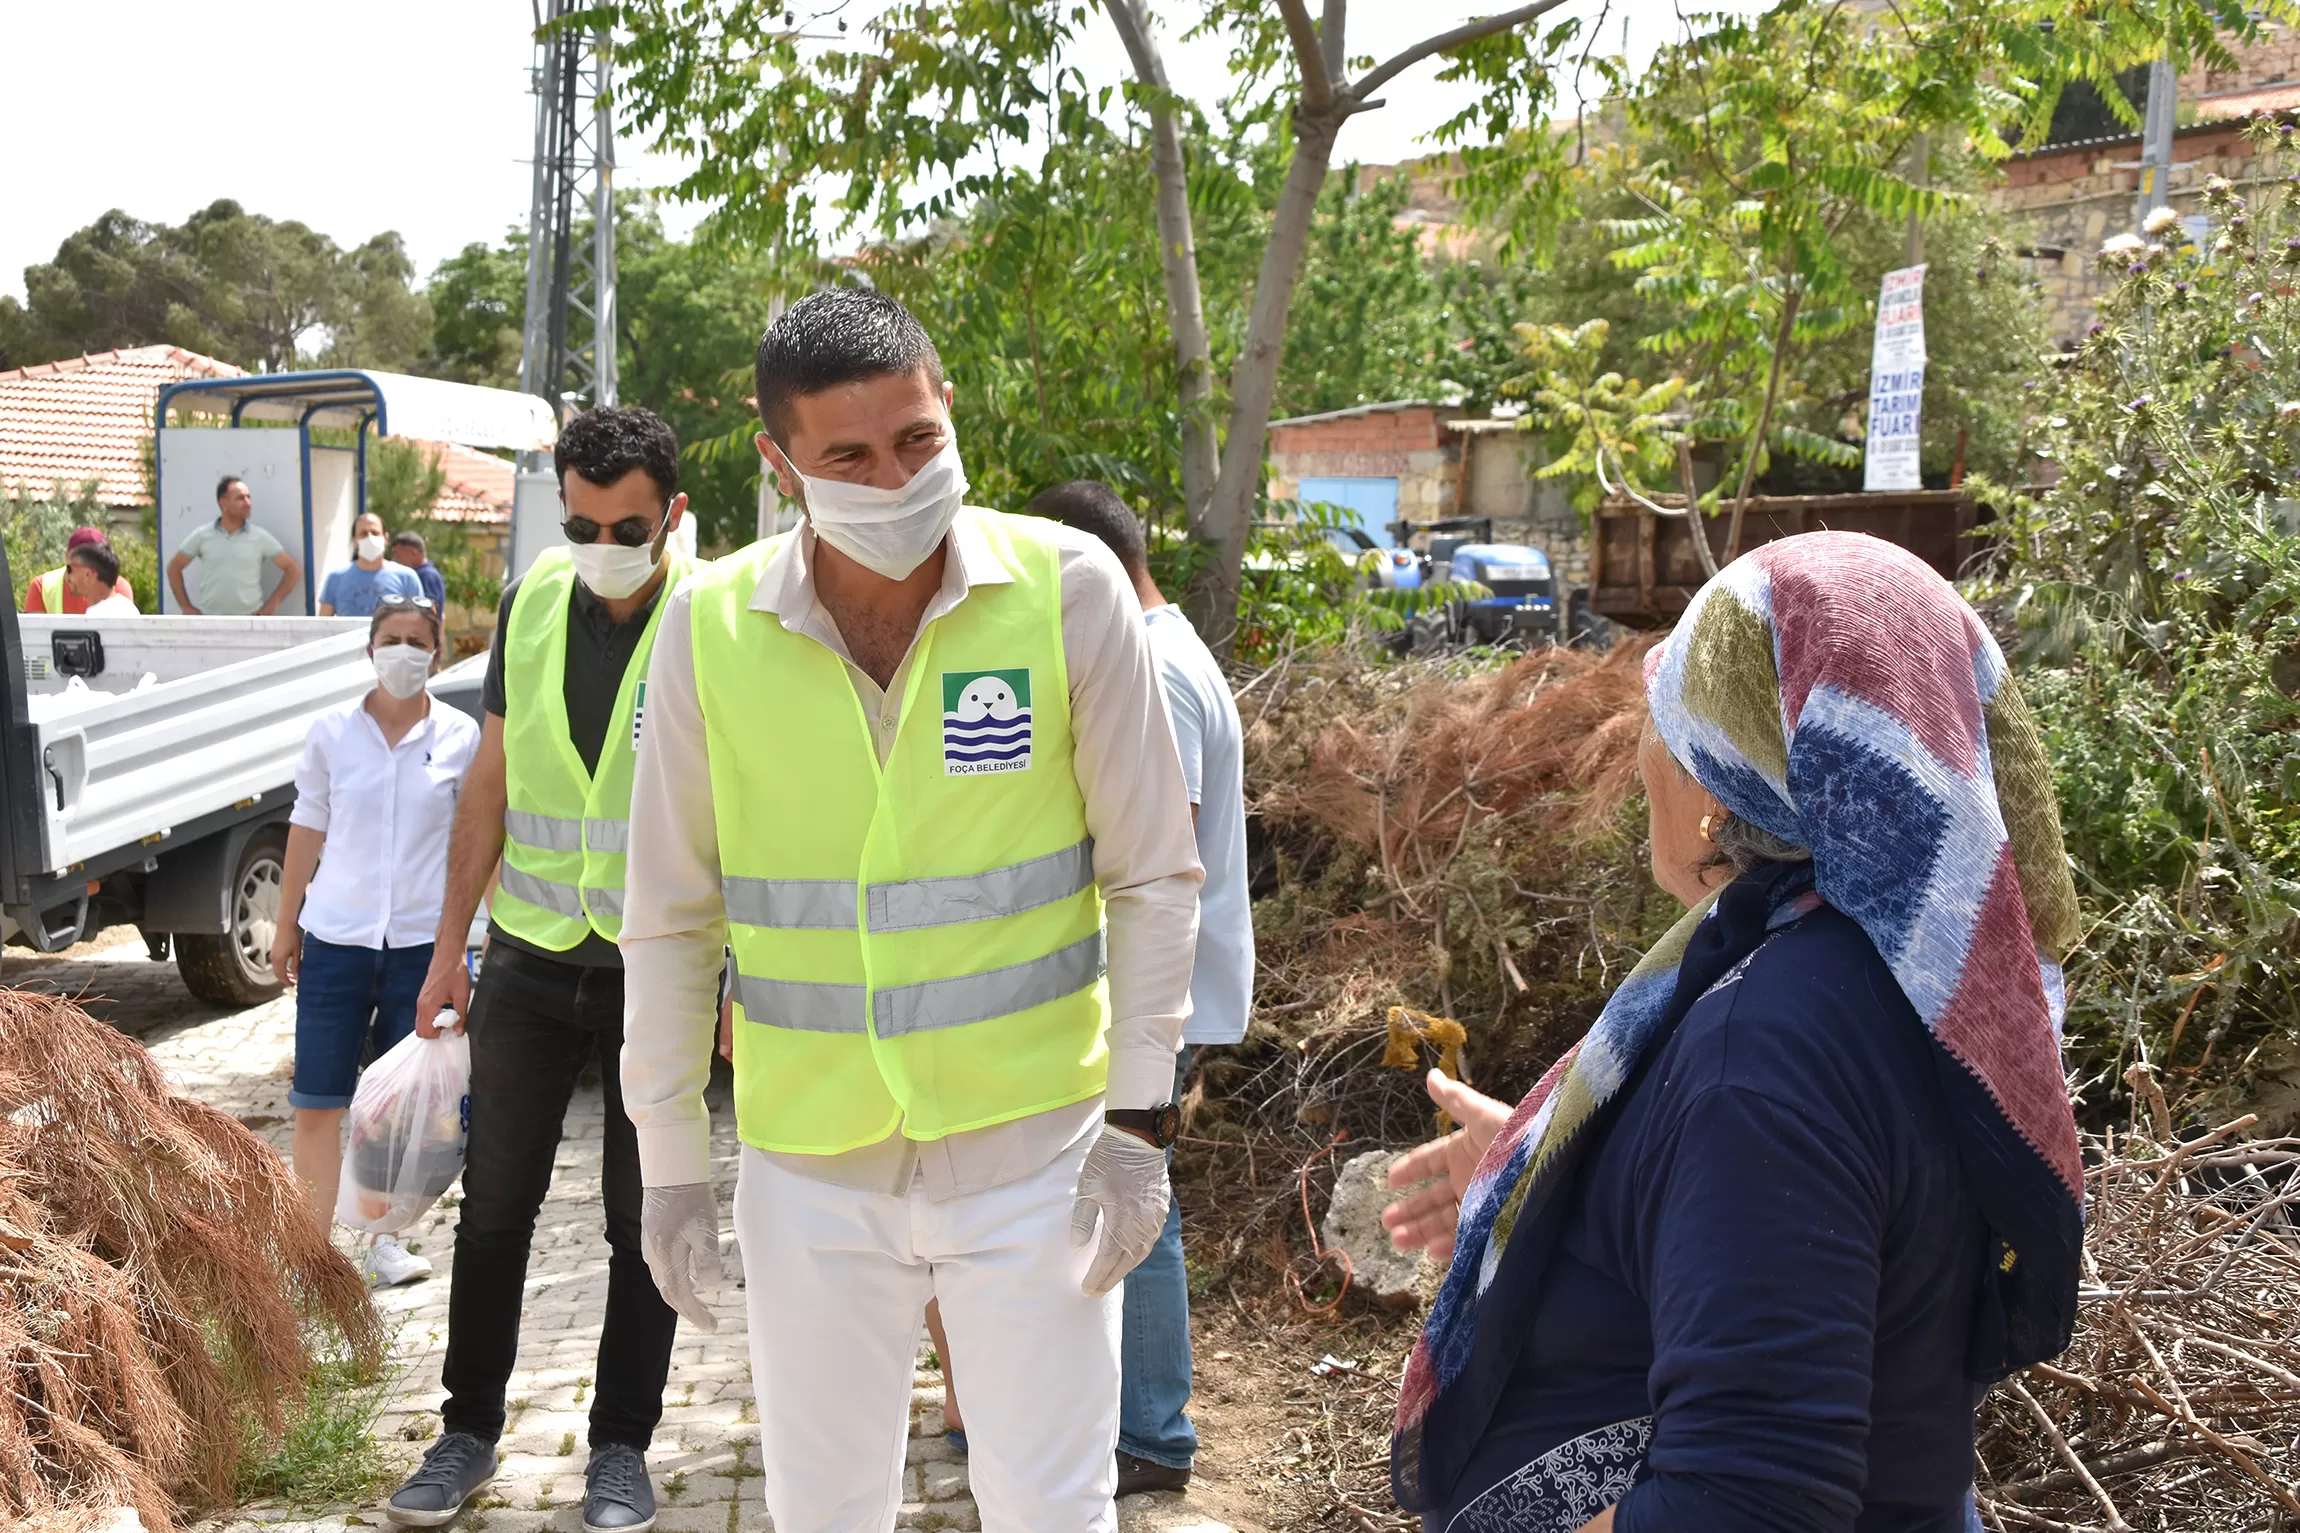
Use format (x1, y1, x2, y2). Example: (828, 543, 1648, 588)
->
(1727, 281, 1801, 562)
(1195, 110, 1343, 651)
(1104, 0, 1219, 540)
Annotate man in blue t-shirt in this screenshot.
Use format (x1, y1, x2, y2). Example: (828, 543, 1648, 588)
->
(320, 512, 424, 617)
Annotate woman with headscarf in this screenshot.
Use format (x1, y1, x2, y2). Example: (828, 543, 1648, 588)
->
(1381, 532, 2085, 1532)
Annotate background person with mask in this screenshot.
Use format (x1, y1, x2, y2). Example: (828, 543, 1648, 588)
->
(320, 512, 425, 617)
(270, 595, 475, 1289)
(620, 287, 1201, 1533)
(384, 406, 694, 1533)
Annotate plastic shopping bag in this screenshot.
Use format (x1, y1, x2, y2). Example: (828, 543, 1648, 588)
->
(335, 1023, 471, 1235)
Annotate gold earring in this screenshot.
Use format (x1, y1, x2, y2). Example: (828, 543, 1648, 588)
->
(1698, 812, 1717, 842)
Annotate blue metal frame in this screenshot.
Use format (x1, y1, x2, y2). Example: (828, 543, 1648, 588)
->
(151, 372, 399, 616)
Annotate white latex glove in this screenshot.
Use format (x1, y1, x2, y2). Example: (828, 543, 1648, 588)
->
(1070, 1125, 1172, 1298)
(640, 1183, 722, 1332)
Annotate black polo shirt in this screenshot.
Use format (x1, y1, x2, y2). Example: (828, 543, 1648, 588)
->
(481, 573, 664, 968)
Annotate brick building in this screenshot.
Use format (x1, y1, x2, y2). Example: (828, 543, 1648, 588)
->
(1265, 401, 1591, 584)
(1993, 37, 2300, 342)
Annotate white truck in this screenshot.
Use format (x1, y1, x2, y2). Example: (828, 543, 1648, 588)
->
(7, 604, 375, 1003)
(5, 366, 558, 1003)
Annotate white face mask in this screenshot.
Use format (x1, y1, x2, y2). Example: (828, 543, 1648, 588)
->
(796, 437, 968, 581)
(566, 510, 675, 600)
(356, 534, 388, 562)
(371, 644, 433, 700)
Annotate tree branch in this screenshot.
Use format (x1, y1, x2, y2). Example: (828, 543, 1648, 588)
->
(1275, 0, 1335, 113)
(1350, 0, 1571, 105)
(1321, 0, 1347, 83)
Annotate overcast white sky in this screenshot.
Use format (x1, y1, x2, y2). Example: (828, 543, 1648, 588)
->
(3, 1, 1764, 304)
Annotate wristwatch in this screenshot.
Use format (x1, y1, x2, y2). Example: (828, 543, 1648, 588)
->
(1105, 1102, 1181, 1149)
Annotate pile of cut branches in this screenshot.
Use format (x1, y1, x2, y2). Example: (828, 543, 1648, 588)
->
(0, 991, 379, 1531)
(1977, 1109, 2300, 1530)
(1178, 641, 1660, 1339)
(1239, 639, 1658, 1108)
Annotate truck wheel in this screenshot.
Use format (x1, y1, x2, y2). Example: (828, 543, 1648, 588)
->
(176, 828, 288, 1007)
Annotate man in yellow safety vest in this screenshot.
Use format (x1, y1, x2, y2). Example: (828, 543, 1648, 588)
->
(385, 405, 695, 1533)
(619, 287, 1203, 1532)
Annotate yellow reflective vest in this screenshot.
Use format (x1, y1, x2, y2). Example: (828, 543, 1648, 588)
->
(494, 546, 693, 948)
(33, 569, 65, 614)
(689, 509, 1109, 1154)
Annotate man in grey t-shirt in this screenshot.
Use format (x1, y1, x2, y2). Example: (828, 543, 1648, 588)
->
(1028, 479, 1251, 1496)
(168, 475, 303, 615)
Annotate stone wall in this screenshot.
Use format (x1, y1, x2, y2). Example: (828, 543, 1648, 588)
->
(1455, 424, 1591, 587)
(1992, 119, 2273, 344)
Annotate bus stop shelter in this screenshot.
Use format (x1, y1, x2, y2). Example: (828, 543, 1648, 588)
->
(151, 371, 558, 615)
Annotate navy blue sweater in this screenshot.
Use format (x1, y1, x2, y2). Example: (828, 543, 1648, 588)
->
(1437, 906, 1988, 1532)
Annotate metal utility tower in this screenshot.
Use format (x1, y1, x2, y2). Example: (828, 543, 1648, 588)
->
(520, 1, 617, 415)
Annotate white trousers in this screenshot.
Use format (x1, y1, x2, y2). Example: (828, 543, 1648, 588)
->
(732, 1132, 1120, 1533)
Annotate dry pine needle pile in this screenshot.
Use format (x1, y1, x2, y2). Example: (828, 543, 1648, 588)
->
(0, 991, 379, 1531)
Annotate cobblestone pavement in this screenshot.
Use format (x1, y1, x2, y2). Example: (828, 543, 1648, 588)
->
(21, 935, 1242, 1533)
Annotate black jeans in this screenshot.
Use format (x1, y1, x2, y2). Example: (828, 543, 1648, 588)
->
(439, 943, 678, 1451)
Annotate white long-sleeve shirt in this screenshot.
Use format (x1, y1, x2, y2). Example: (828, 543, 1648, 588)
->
(620, 514, 1202, 1197)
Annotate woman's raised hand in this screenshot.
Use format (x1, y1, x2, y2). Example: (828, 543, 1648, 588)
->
(1380, 1070, 1514, 1266)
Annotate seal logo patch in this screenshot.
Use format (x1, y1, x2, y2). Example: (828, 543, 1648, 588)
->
(941, 668, 1033, 775)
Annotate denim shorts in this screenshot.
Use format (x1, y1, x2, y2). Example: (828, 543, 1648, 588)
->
(289, 934, 435, 1109)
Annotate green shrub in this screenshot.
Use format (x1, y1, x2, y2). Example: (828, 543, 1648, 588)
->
(1979, 121, 2300, 1114)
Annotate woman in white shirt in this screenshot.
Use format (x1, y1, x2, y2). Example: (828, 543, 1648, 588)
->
(272, 595, 479, 1286)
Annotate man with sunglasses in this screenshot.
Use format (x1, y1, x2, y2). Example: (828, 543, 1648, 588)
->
(387, 406, 696, 1533)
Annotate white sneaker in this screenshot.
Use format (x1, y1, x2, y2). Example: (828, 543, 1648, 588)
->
(363, 1234, 434, 1287)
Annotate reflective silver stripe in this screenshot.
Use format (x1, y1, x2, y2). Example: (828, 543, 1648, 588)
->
(723, 876, 856, 930)
(505, 809, 583, 853)
(723, 838, 1096, 934)
(868, 837, 1095, 932)
(873, 930, 1104, 1038)
(732, 967, 868, 1034)
(499, 863, 585, 920)
(584, 887, 624, 919)
(585, 818, 631, 853)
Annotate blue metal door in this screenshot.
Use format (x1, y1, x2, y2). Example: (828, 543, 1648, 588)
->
(1298, 476, 1401, 546)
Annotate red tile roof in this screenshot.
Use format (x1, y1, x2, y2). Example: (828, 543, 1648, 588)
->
(2196, 81, 2300, 122)
(423, 441, 516, 524)
(0, 346, 512, 525)
(0, 344, 244, 506)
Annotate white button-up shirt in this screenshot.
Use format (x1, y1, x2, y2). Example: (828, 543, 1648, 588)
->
(289, 697, 481, 948)
(619, 513, 1204, 1198)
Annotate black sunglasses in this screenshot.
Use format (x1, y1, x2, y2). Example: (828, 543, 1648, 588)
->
(562, 513, 664, 548)
(375, 594, 439, 611)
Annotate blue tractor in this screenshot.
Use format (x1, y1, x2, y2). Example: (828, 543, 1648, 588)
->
(1393, 516, 1564, 650)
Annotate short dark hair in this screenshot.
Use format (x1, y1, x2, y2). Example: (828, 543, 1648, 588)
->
(390, 529, 427, 555)
(554, 405, 680, 502)
(69, 542, 120, 589)
(1027, 481, 1147, 581)
(755, 287, 944, 445)
(216, 475, 246, 503)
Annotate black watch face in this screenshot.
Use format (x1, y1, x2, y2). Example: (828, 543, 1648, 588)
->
(1154, 1102, 1182, 1146)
